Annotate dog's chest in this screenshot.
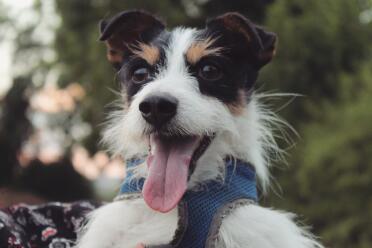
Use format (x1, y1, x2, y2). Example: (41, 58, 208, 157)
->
(123, 199, 179, 246)
(117, 159, 258, 247)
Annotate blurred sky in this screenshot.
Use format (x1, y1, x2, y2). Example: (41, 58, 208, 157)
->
(0, 0, 32, 95)
(0, 0, 58, 97)
(1, 0, 32, 96)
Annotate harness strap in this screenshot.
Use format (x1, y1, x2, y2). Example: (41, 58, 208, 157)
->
(205, 198, 255, 247)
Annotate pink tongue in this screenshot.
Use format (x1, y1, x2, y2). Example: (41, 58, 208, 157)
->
(142, 134, 200, 213)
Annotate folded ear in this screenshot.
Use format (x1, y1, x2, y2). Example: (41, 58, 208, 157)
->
(99, 10, 165, 69)
(206, 12, 277, 68)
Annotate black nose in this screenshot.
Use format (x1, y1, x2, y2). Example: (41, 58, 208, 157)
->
(139, 95, 178, 127)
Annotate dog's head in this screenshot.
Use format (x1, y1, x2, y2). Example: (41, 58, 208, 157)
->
(100, 10, 277, 212)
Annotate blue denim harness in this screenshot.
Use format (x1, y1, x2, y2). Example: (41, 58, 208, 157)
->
(117, 158, 258, 248)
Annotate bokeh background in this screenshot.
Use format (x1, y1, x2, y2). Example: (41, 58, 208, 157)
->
(0, 0, 371, 247)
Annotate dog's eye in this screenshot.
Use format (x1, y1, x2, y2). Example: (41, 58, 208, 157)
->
(199, 64, 223, 81)
(132, 67, 150, 83)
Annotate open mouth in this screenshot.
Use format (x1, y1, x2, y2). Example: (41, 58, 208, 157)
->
(142, 133, 213, 213)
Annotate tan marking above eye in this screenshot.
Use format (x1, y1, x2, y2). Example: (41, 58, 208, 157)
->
(129, 43, 160, 65)
(186, 37, 223, 64)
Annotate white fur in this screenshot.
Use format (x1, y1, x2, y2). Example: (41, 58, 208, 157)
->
(75, 199, 178, 248)
(216, 205, 322, 248)
(77, 28, 323, 248)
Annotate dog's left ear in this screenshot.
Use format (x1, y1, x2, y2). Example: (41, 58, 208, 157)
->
(99, 10, 165, 69)
(206, 12, 277, 68)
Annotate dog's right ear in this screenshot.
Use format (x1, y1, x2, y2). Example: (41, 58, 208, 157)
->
(99, 10, 165, 70)
(206, 12, 277, 69)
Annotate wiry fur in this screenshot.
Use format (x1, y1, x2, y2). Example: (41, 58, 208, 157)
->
(216, 205, 322, 248)
(76, 26, 323, 248)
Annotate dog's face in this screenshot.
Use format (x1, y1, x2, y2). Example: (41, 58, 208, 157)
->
(100, 11, 276, 212)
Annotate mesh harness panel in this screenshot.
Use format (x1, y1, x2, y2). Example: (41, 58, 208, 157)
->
(117, 158, 258, 247)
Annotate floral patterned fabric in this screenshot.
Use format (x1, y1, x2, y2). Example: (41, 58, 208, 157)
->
(0, 201, 100, 248)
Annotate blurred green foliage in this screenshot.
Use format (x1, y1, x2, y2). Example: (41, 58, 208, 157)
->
(2, 0, 372, 247)
(262, 1, 372, 247)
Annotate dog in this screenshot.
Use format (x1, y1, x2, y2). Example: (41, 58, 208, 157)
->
(75, 10, 323, 248)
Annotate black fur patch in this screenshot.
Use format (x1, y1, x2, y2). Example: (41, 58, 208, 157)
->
(186, 30, 259, 104)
